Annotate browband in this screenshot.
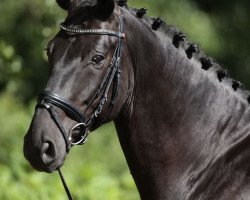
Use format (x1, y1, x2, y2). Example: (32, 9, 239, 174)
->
(59, 23, 125, 39)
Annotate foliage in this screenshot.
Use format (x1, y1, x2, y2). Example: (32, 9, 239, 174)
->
(0, 0, 249, 199)
(0, 0, 65, 102)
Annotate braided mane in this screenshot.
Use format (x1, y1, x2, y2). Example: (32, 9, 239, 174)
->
(120, 4, 250, 104)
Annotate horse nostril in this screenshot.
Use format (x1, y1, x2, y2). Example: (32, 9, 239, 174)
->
(41, 142, 56, 165)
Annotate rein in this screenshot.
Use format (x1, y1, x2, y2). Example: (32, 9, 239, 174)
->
(36, 15, 125, 200)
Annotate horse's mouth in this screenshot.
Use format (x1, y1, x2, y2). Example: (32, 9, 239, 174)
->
(24, 147, 66, 173)
(33, 158, 65, 173)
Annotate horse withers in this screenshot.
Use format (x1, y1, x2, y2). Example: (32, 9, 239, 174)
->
(23, 0, 250, 199)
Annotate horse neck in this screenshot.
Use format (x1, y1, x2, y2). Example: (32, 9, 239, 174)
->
(115, 8, 250, 200)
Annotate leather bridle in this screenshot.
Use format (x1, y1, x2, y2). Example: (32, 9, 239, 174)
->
(36, 15, 125, 200)
(37, 16, 125, 151)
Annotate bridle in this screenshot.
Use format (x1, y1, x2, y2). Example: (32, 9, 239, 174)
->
(36, 15, 125, 200)
(37, 16, 125, 151)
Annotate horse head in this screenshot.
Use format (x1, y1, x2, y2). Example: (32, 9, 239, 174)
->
(23, 0, 132, 173)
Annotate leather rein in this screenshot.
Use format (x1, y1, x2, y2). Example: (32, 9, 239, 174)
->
(36, 15, 125, 200)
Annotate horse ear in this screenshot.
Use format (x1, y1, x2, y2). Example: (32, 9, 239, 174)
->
(97, 0, 115, 18)
(57, 0, 115, 18)
(56, 0, 70, 10)
(116, 0, 127, 7)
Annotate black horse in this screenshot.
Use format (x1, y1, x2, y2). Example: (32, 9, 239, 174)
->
(23, 0, 250, 199)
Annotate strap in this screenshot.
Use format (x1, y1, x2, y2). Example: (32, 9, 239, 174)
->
(58, 169, 74, 200)
(82, 15, 124, 122)
(38, 91, 86, 123)
(59, 23, 125, 39)
(37, 101, 72, 152)
(95, 15, 124, 123)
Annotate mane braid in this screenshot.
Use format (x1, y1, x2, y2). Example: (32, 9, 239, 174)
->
(123, 6, 250, 104)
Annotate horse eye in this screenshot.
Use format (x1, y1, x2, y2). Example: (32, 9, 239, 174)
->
(91, 55, 105, 65)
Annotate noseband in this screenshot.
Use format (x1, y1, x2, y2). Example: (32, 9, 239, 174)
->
(37, 16, 125, 152)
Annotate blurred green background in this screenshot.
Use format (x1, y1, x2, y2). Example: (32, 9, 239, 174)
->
(0, 0, 249, 199)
